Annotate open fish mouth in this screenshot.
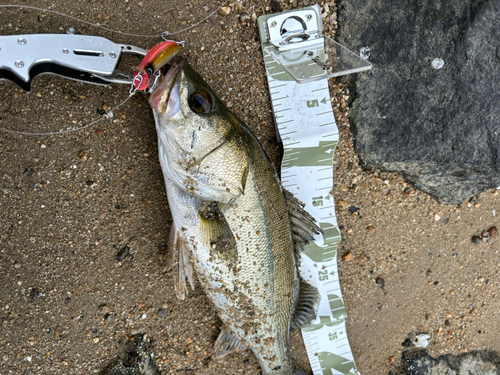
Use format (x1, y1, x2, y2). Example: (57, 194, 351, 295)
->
(149, 56, 184, 114)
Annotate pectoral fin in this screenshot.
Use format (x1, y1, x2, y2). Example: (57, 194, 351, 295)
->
(198, 201, 238, 268)
(214, 329, 247, 358)
(170, 226, 195, 300)
(284, 189, 322, 259)
(292, 278, 321, 328)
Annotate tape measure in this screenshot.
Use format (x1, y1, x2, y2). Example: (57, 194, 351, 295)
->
(258, 6, 367, 375)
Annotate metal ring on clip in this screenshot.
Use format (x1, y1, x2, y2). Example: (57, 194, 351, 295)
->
(130, 74, 143, 94)
(284, 33, 310, 43)
(160, 36, 187, 47)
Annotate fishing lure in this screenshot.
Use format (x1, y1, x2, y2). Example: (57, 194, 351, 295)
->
(132, 40, 183, 91)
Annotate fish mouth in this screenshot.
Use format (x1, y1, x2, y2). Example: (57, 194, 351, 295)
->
(149, 56, 184, 113)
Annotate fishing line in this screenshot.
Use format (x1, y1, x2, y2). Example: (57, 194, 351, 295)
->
(0, 1, 229, 38)
(0, 89, 136, 136)
(0, 1, 228, 136)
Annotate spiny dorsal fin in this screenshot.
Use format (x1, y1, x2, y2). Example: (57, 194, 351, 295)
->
(214, 329, 247, 358)
(292, 278, 321, 328)
(283, 189, 322, 258)
(170, 227, 195, 301)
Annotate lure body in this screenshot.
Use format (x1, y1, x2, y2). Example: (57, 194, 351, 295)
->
(132, 40, 181, 91)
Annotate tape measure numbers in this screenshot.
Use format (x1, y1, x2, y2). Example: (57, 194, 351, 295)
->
(258, 8, 359, 375)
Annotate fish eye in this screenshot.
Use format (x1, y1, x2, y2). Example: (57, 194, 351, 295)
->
(190, 90, 212, 114)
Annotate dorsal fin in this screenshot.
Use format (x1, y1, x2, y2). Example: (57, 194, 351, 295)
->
(283, 189, 322, 259)
(292, 278, 321, 328)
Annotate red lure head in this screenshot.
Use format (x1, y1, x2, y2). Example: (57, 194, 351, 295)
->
(132, 41, 181, 91)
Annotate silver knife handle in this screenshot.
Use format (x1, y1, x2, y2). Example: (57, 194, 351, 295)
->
(0, 34, 126, 86)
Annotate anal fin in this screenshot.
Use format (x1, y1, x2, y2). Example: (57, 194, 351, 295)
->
(214, 329, 247, 358)
(292, 278, 321, 328)
(170, 226, 195, 300)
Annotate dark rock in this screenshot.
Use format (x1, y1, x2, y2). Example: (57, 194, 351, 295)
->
(270, 0, 281, 12)
(99, 334, 160, 375)
(375, 277, 385, 288)
(116, 246, 130, 261)
(348, 206, 360, 213)
(471, 235, 483, 244)
(28, 287, 44, 299)
(337, 0, 500, 204)
(157, 308, 168, 319)
(401, 349, 500, 374)
(402, 338, 412, 348)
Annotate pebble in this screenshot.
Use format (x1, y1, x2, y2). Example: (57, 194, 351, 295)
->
(93, 337, 100, 343)
(402, 338, 412, 347)
(366, 225, 375, 232)
(157, 308, 168, 319)
(342, 250, 354, 262)
(116, 246, 130, 261)
(97, 304, 111, 315)
(270, 0, 281, 12)
(375, 277, 385, 289)
(218, 6, 231, 16)
(337, 200, 348, 209)
(488, 226, 498, 238)
(471, 236, 482, 244)
(130, 328, 143, 335)
(239, 12, 251, 22)
(14, 263, 21, 269)
(414, 333, 431, 348)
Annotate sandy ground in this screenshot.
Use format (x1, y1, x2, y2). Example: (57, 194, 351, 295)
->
(1, 1, 499, 374)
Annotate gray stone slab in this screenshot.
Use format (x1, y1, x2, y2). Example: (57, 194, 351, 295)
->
(337, 0, 500, 204)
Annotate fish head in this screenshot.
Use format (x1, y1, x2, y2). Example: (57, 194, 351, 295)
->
(149, 56, 240, 156)
(149, 56, 215, 120)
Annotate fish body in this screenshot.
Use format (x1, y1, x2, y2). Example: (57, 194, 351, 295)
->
(150, 56, 320, 374)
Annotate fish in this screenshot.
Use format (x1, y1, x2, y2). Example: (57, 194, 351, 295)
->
(148, 51, 321, 374)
